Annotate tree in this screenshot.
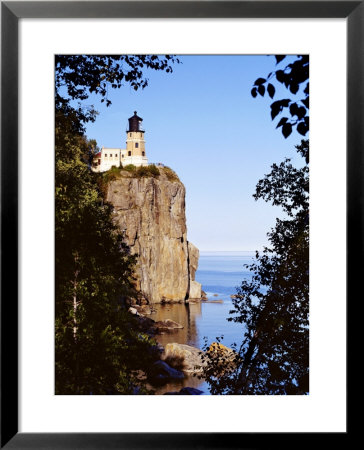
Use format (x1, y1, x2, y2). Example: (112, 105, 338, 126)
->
(251, 55, 309, 139)
(201, 55, 309, 395)
(202, 141, 309, 395)
(55, 116, 160, 394)
(55, 54, 180, 131)
(55, 55, 180, 393)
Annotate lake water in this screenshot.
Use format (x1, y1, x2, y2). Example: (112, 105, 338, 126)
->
(151, 251, 255, 394)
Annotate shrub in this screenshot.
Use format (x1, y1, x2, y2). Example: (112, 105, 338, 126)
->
(136, 166, 149, 177)
(148, 164, 160, 177)
(124, 164, 137, 173)
(163, 166, 179, 182)
(135, 164, 161, 178)
(102, 165, 122, 183)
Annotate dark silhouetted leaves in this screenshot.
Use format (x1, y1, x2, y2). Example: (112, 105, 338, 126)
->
(55, 55, 180, 395)
(289, 83, 299, 94)
(302, 97, 309, 108)
(55, 55, 180, 132)
(251, 87, 257, 98)
(202, 140, 309, 395)
(270, 99, 291, 120)
(275, 70, 285, 82)
(275, 55, 286, 64)
(254, 77, 266, 85)
(276, 117, 288, 129)
(297, 121, 308, 136)
(267, 83, 275, 99)
(258, 84, 265, 96)
(251, 55, 309, 138)
(282, 123, 293, 138)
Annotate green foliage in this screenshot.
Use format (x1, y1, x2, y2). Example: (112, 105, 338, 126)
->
(55, 54, 181, 395)
(201, 57, 310, 395)
(103, 165, 122, 182)
(106, 164, 161, 179)
(202, 140, 309, 395)
(251, 55, 309, 138)
(148, 164, 160, 177)
(123, 164, 137, 173)
(56, 117, 160, 394)
(136, 164, 160, 178)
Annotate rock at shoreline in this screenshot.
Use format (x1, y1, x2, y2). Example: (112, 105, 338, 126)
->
(134, 314, 156, 333)
(207, 342, 240, 374)
(133, 304, 153, 315)
(148, 360, 184, 385)
(189, 280, 202, 300)
(162, 343, 207, 374)
(153, 319, 184, 333)
(188, 243, 202, 299)
(164, 387, 203, 395)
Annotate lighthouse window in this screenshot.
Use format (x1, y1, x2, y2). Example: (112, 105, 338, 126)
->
(135, 143, 139, 148)
(128, 151, 131, 156)
(142, 151, 145, 156)
(115, 154, 117, 158)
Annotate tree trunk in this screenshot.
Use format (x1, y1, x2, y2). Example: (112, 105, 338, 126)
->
(72, 254, 80, 342)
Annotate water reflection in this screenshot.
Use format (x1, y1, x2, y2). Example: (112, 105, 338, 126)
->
(149, 252, 253, 394)
(152, 302, 202, 348)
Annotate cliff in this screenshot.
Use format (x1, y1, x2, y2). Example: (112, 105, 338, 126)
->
(106, 167, 202, 303)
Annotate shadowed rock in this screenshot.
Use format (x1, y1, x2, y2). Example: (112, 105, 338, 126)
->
(162, 343, 207, 374)
(153, 319, 184, 333)
(148, 360, 184, 385)
(164, 387, 203, 395)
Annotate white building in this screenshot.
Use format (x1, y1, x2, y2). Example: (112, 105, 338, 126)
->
(92, 111, 148, 172)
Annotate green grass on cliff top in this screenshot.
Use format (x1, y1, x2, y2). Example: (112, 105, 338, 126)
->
(100, 164, 180, 183)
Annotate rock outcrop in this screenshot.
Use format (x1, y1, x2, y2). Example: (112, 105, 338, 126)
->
(162, 342, 207, 374)
(148, 360, 185, 385)
(164, 387, 203, 395)
(106, 168, 202, 303)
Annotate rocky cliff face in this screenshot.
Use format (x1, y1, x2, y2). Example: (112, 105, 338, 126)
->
(106, 168, 201, 303)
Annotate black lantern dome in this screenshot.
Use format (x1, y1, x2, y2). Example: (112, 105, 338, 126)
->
(128, 111, 143, 132)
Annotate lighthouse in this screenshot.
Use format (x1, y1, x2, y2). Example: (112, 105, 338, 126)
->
(123, 111, 148, 167)
(91, 111, 149, 172)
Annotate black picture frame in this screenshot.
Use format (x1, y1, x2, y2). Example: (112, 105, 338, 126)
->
(1, 1, 357, 448)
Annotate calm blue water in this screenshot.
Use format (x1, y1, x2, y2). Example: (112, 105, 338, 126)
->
(154, 252, 255, 351)
(152, 252, 255, 395)
(193, 251, 254, 349)
(197, 251, 254, 299)
(153, 251, 255, 394)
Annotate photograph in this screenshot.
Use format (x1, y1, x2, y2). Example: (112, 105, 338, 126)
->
(55, 54, 309, 396)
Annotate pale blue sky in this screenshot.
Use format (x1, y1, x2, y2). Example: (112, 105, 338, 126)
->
(82, 55, 305, 251)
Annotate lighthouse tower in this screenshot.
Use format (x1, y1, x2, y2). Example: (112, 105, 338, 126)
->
(122, 111, 148, 167)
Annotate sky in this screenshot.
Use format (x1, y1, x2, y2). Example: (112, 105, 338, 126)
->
(82, 55, 305, 251)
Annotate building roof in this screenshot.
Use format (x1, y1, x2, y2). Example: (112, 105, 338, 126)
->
(128, 111, 143, 132)
(129, 111, 143, 121)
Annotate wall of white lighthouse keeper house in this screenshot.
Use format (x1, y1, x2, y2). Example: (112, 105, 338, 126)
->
(92, 111, 149, 173)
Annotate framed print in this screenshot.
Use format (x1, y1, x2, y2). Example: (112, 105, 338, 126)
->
(1, 0, 358, 447)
